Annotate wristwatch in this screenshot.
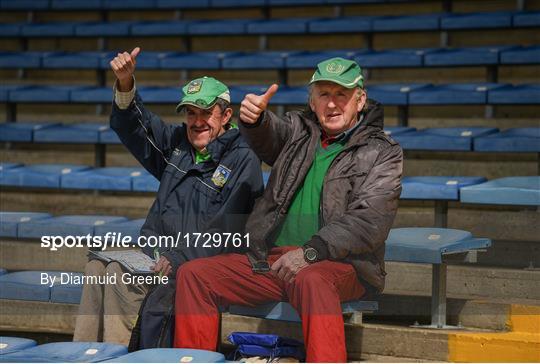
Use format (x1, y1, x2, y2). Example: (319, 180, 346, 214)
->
(303, 246, 319, 264)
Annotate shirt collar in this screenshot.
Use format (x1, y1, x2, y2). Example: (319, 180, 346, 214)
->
(320, 114, 364, 148)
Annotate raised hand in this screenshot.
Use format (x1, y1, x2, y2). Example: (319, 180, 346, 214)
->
(240, 83, 279, 124)
(110, 47, 140, 92)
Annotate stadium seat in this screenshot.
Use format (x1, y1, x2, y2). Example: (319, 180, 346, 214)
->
(229, 300, 377, 323)
(222, 51, 294, 69)
(441, 11, 513, 30)
(383, 126, 416, 136)
(187, 19, 251, 35)
(0, 342, 127, 363)
(487, 84, 540, 104)
(366, 84, 430, 105)
(424, 46, 515, 66)
(130, 20, 191, 36)
(132, 173, 160, 192)
(103, 0, 157, 9)
(0, 23, 22, 37)
(0, 85, 28, 102)
(94, 218, 145, 242)
(0, 337, 37, 355)
(246, 18, 311, 34)
(160, 52, 233, 70)
(0, 163, 22, 171)
(393, 127, 498, 151)
(499, 45, 540, 64)
(0, 271, 77, 302)
(512, 11, 540, 27)
(0, 122, 61, 142)
(285, 50, 358, 69)
(60, 167, 147, 191)
(75, 21, 134, 37)
(385, 227, 491, 328)
(156, 0, 210, 9)
(50, 0, 102, 10)
(50, 274, 83, 304)
(108, 348, 225, 363)
(355, 48, 431, 68)
(0, 0, 49, 10)
(408, 83, 506, 104)
(474, 127, 540, 152)
(8, 85, 85, 103)
(42, 51, 113, 69)
(210, 0, 265, 6)
(460, 177, 540, 206)
(70, 87, 111, 103)
(33, 123, 109, 144)
(0, 212, 52, 238)
(17, 215, 128, 238)
(401, 176, 487, 200)
(0, 51, 47, 69)
(99, 129, 121, 144)
(372, 14, 441, 31)
(0, 164, 92, 189)
(308, 16, 373, 33)
(138, 87, 181, 103)
(0, 269, 6, 276)
(20, 22, 78, 37)
(268, 0, 324, 5)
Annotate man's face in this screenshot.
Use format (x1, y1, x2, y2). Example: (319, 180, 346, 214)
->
(309, 81, 366, 136)
(185, 103, 232, 151)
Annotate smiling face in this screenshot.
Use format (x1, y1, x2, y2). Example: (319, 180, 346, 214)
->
(185, 103, 232, 151)
(309, 81, 366, 136)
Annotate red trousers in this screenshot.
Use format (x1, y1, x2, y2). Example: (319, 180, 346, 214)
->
(174, 247, 366, 362)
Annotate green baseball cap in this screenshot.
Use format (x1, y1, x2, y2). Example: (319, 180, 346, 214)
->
(176, 76, 231, 113)
(309, 57, 364, 89)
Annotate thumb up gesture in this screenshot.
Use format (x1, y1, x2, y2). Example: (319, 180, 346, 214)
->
(110, 47, 140, 92)
(240, 84, 279, 124)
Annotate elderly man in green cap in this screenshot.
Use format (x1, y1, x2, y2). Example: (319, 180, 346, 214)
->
(73, 47, 263, 346)
(173, 57, 403, 362)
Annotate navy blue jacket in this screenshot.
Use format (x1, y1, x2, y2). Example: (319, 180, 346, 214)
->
(110, 93, 264, 275)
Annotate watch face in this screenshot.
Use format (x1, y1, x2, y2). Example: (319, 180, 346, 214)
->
(305, 248, 318, 262)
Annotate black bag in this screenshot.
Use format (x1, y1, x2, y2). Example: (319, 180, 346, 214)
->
(128, 279, 176, 352)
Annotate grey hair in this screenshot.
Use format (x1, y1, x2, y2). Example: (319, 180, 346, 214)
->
(214, 98, 230, 113)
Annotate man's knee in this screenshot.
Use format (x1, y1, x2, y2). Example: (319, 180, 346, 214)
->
(105, 261, 124, 276)
(176, 259, 205, 283)
(294, 269, 330, 292)
(85, 259, 107, 276)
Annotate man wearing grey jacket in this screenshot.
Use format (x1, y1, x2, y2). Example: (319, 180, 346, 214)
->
(173, 57, 403, 362)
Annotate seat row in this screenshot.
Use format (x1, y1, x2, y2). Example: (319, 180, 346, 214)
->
(2, 83, 539, 106)
(2, 123, 538, 153)
(1, 168, 538, 206)
(1, 46, 538, 71)
(1, 11, 538, 38)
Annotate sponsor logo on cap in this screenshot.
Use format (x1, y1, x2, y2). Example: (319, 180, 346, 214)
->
(326, 62, 345, 74)
(187, 80, 203, 94)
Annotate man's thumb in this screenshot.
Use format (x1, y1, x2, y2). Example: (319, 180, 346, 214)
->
(262, 84, 278, 103)
(130, 47, 141, 59)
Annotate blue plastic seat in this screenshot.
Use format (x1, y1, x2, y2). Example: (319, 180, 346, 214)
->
(222, 51, 295, 69)
(308, 16, 373, 33)
(0, 122, 60, 142)
(210, 0, 265, 6)
(94, 218, 145, 242)
(285, 50, 358, 69)
(17, 215, 129, 238)
(102, 0, 157, 9)
(138, 87, 181, 103)
(246, 18, 310, 34)
(34, 123, 109, 144)
(393, 127, 498, 151)
(0, 51, 47, 69)
(355, 48, 431, 68)
(132, 173, 160, 192)
(385, 228, 491, 264)
(108, 348, 225, 363)
(373, 14, 441, 31)
(156, 0, 210, 9)
(131, 20, 191, 36)
(50, 0, 102, 9)
(0, 342, 127, 363)
(75, 21, 134, 37)
(262, 171, 270, 187)
(70, 86, 111, 103)
(0, 85, 29, 102)
(474, 127, 540, 152)
(42, 51, 113, 69)
(268, 0, 324, 4)
(229, 300, 377, 323)
(0, 271, 71, 302)
(367, 84, 429, 106)
(0, 337, 37, 355)
(9, 85, 86, 103)
(1, 0, 50, 10)
(424, 46, 515, 66)
(0, 162, 23, 171)
(0, 23, 22, 37)
(50, 273, 83, 304)
(513, 11, 540, 27)
(160, 52, 232, 70)
(500, 45, 540, 64)
(487, 84, 540, 104)
(188, 19, 251, 35)
(0, 269, 6, 276)
(460, 177, 540, 206)
(21, 22, 78, 37)
(383, 126, 416, 136)
(99, 129, 122, 144)
(408, 83, 506, 105)
(61, 167, 147, 191)
(401, 176, 487, 200)
(441, 11, 513, 30)
(0, 164, 92, 188)
(270, 86, 308, 105)
(0, 211, 52, 238)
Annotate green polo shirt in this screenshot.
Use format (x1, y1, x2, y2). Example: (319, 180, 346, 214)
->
(274, 141, 345, 247)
